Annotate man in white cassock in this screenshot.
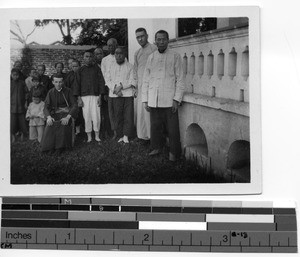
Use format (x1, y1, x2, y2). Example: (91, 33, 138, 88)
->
(134, 28, 157, 141)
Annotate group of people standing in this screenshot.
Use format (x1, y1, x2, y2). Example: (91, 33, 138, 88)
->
(11, 28, 185, 161)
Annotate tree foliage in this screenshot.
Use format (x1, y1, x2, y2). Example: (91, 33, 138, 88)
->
(34, 19, 128, 47)
(75, 19, 127, 46)
(178, 18, 217, 37)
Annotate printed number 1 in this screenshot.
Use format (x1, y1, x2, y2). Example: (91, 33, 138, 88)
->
(67, 233, 71, 240)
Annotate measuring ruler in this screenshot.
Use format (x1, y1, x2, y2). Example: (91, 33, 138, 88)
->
(0, 197, 297, 253)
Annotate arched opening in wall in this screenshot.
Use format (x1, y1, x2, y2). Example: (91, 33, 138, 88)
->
(227, 140, 250, 182)
(185, 123, 210, 171)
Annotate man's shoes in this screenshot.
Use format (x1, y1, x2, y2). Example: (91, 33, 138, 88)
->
(118, 137, 123, 143)
(123, 135, 129, 143)
(149, 149, 161, 156)
(169, 152, 176, 162)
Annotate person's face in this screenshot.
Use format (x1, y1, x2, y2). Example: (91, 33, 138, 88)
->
(52, 77, 63, 90)
(56, 63, 63, 74)
(94, 49, 104, 63)
(115, 48, 125, 65)
(107, 41, 117, 55)
(11, 71, 19, 81)
(30, 70, 36, 77)
(136, 31, 148, 47)
(155, 32, 169, 53)
(72, 61, 79, 72)
(14, 62, 22, 70)
(37, 66, 45, 76)
(68, 59, 74, 70)
(32, 97, 41, 104)
(83, 52, 93, 65)
(32, 80, 39, 87)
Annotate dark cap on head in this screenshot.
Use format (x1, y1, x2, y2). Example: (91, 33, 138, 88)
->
(32, 91, 41, 98)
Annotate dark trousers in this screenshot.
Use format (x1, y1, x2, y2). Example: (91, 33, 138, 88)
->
(112, 97, 134, 138)
(75, 107, 84, 127)
(108, 97, 116, 131)
(100, 95, 112, 136)
(150, 107, 181, 157)
(11, 113, 27, 135)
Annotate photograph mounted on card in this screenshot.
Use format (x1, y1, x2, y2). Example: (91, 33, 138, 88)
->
(0, 6, 261, 195)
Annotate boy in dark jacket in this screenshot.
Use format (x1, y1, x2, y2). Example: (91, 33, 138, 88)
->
(74, 51, 106, 142)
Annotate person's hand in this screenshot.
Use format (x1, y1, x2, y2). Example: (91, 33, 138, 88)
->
(172, 100, 179, 113)
(78, 97, 84, 107)
(144, 102, 150, 112)
(103, 95, 108, 102)
(132, 87, 138, 98)
(114, 84, 123, 95)
(117, 91, 123, 97)
(47, 116, 54, 126)
(61, 116, 70, 126)
(97, 96, 102, 107)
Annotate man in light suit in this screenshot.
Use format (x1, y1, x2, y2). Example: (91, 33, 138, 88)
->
(142, 30, 185, 161)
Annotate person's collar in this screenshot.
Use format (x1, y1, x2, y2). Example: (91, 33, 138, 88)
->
(56, 87, 63, 92)
(158, 47, 169, 54)
(142, 42, 149, 48)
(117, 60, 127, 66)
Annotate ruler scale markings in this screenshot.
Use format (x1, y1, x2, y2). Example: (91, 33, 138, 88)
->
(0, 198, 298, 253)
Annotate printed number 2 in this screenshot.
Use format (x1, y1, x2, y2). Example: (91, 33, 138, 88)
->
(222, 235, 228, 242)
(143, 234, 149, 241)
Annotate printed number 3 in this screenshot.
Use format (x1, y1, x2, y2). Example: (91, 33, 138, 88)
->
(223, 235, 228, 242)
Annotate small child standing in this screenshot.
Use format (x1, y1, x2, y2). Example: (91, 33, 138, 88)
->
(28, 75, 47, 103)
(26, 92, 45, 143)
(11, 68, 28, 143)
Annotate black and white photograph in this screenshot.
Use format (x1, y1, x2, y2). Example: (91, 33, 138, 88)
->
(1, 6, 261, 195)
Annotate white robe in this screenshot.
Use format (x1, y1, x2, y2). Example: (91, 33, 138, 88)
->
(134, 43, 157, 140)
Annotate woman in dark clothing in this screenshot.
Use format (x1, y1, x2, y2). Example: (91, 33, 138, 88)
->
(11, 68, 28, 142)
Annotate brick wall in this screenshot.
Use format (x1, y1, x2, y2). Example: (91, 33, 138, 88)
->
(11, 44, 97, 77)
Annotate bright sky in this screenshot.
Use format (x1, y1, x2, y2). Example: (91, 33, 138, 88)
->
(10, 20, 81, 47)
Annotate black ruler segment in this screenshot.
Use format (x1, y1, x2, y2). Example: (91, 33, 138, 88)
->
(60, 205, 90, 211)
(2, 204, 30, 210)
(2, 219, 70, 228)
(152, 207, 182, 213)
(242, 208, 273, 214)
(1, 211, 68, 219)
(207, 222, 276, 231)
(0, 197, 298, 253)
(91, 205, 119, 212)
(32, 204, 59, 210)
(273, 208, 296, 215)
(212, 207, 242, 214)
(183, 207, 212, 213)
(121, 206, 151, 212)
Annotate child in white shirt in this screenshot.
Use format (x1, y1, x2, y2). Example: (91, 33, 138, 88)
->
(26, 92, 45, 143)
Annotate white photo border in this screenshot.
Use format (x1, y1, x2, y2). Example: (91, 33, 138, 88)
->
(0, 6, 261, 196)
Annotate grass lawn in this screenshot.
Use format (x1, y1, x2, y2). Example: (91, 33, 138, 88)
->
(11, 133, 226, 184)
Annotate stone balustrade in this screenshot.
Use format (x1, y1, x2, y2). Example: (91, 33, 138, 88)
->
(169, 23, 249, 104)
